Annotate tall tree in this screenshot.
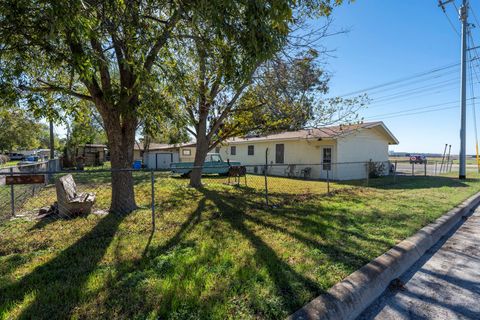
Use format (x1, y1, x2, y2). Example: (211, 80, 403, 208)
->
(1, 0, 186, 212)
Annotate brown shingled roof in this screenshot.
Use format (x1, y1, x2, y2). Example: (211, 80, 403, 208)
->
(226, 121, 398, 144)
(135, 141, 197, 151)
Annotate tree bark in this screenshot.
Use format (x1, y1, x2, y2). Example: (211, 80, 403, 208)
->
(189, 135, 209, 188)
(104, 112, 138, 214)
(189, 108, 209, 188)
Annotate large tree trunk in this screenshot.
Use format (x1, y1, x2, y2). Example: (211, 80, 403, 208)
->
(189, 109, 209, 188)
(189, 135, 209, 188)
(104, 113, 138, 214)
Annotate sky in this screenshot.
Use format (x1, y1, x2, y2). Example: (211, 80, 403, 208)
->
(315, 0, 480, 155)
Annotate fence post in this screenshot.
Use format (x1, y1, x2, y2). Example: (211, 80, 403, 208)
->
(424, 161, 427, 177)
(365, 162, 369, 187)
(393, 160, 397, 183)
(326, 168, 330, 195)
(411, 163, 414, 176)
(434, 161, 437, 175)
(264, 148, 269, 207)
(9, 167, 15, 217)
(150, 170, 155, 229)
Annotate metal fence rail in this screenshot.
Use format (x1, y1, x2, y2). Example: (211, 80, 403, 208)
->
(0, 159, 463, 228)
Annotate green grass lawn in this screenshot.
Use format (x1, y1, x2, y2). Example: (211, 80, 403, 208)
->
(0, 161, 18, 169)
(1, 173, 480, 319)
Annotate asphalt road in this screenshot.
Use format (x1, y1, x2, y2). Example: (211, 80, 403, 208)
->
(358, 205, 480, 320)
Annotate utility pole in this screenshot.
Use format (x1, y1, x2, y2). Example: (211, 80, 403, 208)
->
(459, 0, 468, 179)
(438, 0, 469, 179)
(440, 143, 448, 173)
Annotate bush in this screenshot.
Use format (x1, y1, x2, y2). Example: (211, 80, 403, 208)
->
(368, 160, 386, 178)
(0, 154, 10, 165)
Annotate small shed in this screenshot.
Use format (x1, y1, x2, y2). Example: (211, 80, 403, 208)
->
(75, 144, 107, 166)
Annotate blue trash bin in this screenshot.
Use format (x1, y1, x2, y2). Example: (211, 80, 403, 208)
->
(133, 160, 142, 169)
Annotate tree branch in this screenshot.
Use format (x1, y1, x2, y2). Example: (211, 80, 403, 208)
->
(186, 127, 197, 138)
(144, 10, 181, 73)
(20, 80, 94, 101)
(207, 81, 250, 140)
(90, 36, 112, 95)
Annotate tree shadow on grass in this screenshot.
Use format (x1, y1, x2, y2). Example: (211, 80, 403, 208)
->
(196, 188, 375, 314)
(142, 197, 206, 258)
(0, 212, 126, 319)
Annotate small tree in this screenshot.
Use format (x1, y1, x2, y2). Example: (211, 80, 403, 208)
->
(170, 4, 361, 187)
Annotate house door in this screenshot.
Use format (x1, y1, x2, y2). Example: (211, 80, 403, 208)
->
(320, 146, 333, 179)
(155, 153, 173, 169)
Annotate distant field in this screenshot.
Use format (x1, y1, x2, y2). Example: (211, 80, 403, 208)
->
(389, 156, 479, 165)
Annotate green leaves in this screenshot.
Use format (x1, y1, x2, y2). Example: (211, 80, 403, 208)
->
(0, 107, 52, 151)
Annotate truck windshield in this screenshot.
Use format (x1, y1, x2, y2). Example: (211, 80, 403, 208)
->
(210, 154, 222, 162)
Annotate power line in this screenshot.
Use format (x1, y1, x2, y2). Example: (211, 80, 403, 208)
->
(368, 77, 459, 101)
(368, 83, 463, 106)
(365, 105, 458, 120)
(336, 62, 460, 97)
(441, 5, 461, 36)
(365, 99, 471, 119)
(471, 6, 480, 28)
(353, 69, 459, 98)
(467, 32, 480, 169)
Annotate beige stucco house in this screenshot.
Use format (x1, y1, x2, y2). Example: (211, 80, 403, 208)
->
(216, 121, 399, 180)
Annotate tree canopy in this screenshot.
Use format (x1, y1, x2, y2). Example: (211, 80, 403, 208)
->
(0, 0, 347, 209)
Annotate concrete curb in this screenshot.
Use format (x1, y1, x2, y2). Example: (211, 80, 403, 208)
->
(288, 191, 480, 320)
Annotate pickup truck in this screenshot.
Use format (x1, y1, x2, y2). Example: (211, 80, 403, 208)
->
(409, 155, 427, 164)
(170, 153, 241, 177)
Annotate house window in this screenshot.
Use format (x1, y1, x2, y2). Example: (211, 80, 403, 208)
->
(322, 147, 332, 171)
(215, 147, 220, 153)
(275, 144, 284, 164)
(230, 146, 236, 155)
(248, 145, 254, 156)
(182, 149, 191, 156)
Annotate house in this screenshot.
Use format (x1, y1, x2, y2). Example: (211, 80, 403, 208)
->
(133, 142, 169, 161)
(141, 142, 197, 169)
(216, 121, 399, 180)
(75, 144, 107, 166)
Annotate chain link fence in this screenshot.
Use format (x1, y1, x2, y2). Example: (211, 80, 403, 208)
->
(0, 158, 467, 229)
